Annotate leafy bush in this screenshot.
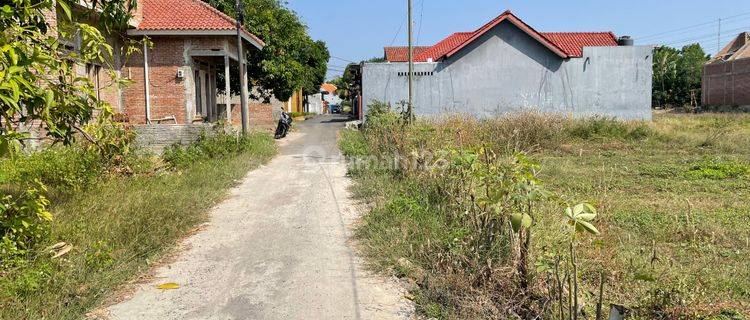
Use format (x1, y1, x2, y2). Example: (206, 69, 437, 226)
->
(163, 131, 275, 169)
(10, 147, 105, 189)
(0, 183, 52, 263)
(338, 130, 369, 157)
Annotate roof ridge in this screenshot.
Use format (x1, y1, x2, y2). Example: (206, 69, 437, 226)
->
(191, 0, 260, 38)
(542, 31, 614, 34)
(444, 10, 568, 59)
(384, 45, 431, 48)
(192, 0, 236, 25)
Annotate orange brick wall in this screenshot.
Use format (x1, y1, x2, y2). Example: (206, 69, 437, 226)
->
(226, 103, 277, 132)
(123, 36, 189, 124)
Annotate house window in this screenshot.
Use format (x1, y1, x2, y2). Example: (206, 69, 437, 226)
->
(195, 70, 203, 116)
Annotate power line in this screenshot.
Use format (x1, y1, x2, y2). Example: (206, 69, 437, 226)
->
(661, 25, 749, 47)
(389, 11, 407, 46)
(640, 17, 750, 42)
(637, 10, 750, 40)
(330, 55, 356, 63)
(416, 0, 425, 45)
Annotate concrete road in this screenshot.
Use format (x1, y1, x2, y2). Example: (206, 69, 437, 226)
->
(105, 115, 413, 320)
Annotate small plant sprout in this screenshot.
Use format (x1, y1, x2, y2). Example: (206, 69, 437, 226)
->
(562, 202, 600, 320)
(565, 203, 600, 236)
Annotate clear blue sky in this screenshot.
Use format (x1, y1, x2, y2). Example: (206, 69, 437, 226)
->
(285, 0, 750, 79)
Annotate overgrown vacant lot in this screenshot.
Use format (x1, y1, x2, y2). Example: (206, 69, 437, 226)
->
(0, 132, 277, 319)
(340, 109, 749, 319)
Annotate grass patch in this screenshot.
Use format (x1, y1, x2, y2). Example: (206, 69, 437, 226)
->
(341, 110, 750, 319)
(0, 131, 277, 319)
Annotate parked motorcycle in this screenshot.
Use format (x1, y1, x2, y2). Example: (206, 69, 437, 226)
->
(274, 111, 293, 139)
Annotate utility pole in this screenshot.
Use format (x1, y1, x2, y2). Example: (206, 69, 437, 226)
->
(236, 0, 249, 133)
(407, 0, 414, 122)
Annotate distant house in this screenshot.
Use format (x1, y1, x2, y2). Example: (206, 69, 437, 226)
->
(363, 10, 653, 120)
(703, 32, 750, 109)
(306, 83, 342, 114)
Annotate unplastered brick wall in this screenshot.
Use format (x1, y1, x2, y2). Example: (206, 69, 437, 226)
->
(123, 36, 189, 124)
(224, 103, 277, 132)
(703, 58, 750, 107)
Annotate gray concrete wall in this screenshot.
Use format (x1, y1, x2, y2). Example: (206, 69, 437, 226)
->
(134, 124, 214, 154)
(362, 20, 653, 120)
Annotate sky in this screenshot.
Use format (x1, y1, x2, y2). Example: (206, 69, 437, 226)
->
(285, 0, 750, 80)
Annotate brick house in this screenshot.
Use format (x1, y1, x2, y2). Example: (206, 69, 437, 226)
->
(703, 32, 750, 109)
(47, 0, 279, 133)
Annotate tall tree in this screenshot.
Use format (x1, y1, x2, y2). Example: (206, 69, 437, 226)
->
(652, 44, 710, 109)
(203, 0, 329, 101)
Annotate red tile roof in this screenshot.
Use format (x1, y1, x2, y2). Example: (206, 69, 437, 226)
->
(414, 32, 474, 62)
(383, 10, 617, 62)
(136, 0, 264, 47)
(321, 83, 337, 94)
(541, 32, 618, 57)
(384, 46, 430, 62)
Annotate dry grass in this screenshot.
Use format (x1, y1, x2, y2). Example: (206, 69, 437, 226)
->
(341, 111, 750, 319)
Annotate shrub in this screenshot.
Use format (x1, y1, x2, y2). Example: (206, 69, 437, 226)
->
(566, 116, 655, 140)
(338, 130, 369, 157)
(0, 183, 52, 263)
(163, 131, 275, 169)
(7, 146, 105, 190)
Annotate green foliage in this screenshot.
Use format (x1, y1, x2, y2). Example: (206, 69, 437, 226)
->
(684, 157, 749, 180)
(163, 131, 276, 169)
(203, 0, 329, 101)
(0, 0, 136, 157)
(364, 101, 405, 129)
(0, 183, 52, 261)
(287, 111, 315, 118)
(652, 44, 710, 109)
(566, 116, 655, 140)
(338, 130, 369, 157)
(11, 146, 105, 189)
(342, 108, 611, 318)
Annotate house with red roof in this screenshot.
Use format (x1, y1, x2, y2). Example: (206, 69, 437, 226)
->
(46, 0, 279, 135)
(364, 10, 653, 120)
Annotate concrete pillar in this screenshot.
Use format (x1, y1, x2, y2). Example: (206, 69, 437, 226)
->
(224, 55, 231, 123)
(242, 61, 249, 128)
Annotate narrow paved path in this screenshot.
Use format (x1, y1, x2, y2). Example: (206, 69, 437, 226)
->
(106, 115, 413, 320)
